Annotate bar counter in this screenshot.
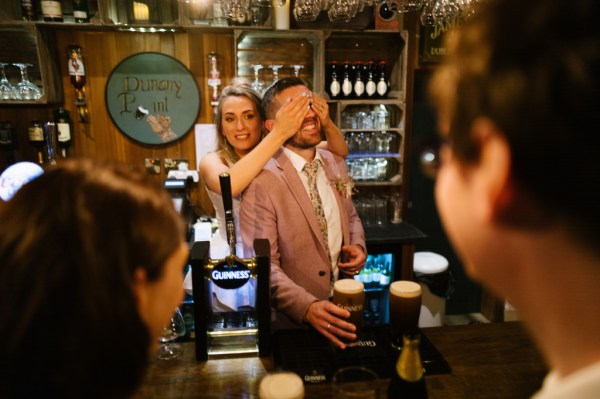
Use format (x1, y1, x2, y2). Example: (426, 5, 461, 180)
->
(133, 321, 548, 399)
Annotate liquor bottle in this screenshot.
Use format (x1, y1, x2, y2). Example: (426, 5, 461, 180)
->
(20, 0, 35, 20)
(371, 256, 381, 288)
(328, 62, 341, 99)
(41, 0, 64, 22)
(44, 122, 58, 165)
(380, 260, 391, 286)
(387, 332, 428, 399)
(353, 62, 365, 98)
(376, 61, 389, 98)
(67, 45, 86, 103)
(54, 107, 72, 158)
(365, 61, 377, 99)
(72, 0, 90, 23)
(28, 120, 45, 165)
(0, 121, 16, 167)
(341, 62, 353, 99)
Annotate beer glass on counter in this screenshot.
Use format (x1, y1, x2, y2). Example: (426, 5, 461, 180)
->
(388, 280, 422, 349)
(333, 279, 365, 338)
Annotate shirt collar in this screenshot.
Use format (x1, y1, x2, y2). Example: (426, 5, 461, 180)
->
(282, 147, 323, 173)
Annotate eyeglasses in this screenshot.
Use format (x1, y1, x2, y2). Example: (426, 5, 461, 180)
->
(418, 139, 451, 180)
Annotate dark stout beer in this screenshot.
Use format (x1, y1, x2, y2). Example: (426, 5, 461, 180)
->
(333, 279, 365, 329)
(389, 281, 421, 349)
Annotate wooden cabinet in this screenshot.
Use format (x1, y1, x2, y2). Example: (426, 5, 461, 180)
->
(0, 24, 62, 104)
(232, 29, 409, 222)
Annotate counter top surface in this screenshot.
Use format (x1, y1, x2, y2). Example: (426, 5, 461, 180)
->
(133, 321, 548, 398)
(364, 221, 427, 245)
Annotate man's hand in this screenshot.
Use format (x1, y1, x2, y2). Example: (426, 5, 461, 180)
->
(338, 244, 367, 277)
(304, 300, 357, 349)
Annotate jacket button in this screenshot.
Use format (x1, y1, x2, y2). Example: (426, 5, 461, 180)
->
(319, 271, 326, 276)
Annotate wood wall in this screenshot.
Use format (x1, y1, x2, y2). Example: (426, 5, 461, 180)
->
(0, 29, 236, 215)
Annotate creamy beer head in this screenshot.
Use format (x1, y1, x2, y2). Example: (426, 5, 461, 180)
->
(334, 278, 364, 294)
(389, 280, 421, 298)
(259, 372, 304, 399)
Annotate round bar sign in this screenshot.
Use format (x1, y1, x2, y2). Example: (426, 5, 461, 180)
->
(105, 52, 200, 145)
(211, 259, 251, 290)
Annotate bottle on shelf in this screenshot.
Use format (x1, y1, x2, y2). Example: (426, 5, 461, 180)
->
(44, 122, 58, 165)
(41, 0, 64, 22)
(72, 0, 90, 23)
(387, 332, 428, 399)
(20, 0, 35, 20)
(54, 107, 72, 158)
(341, 61, 353, 99)
(327, 62, 341, 100)
(376, 61, 389, 98)
(353, 62, 365, 99)
(0, 121, 16, 167)
(365, 61, 377, 99)
(28, 120, 45, 165)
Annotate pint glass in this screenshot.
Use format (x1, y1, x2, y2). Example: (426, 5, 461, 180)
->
(333, 279, 365, 329)
(388, 280, 421, 349)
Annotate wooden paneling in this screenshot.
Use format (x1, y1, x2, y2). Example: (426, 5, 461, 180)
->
(1, 30, 237, 216)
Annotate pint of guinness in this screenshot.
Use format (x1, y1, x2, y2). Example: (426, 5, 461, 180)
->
(389, 280, 422, 349)
(333, 279, 365, 329)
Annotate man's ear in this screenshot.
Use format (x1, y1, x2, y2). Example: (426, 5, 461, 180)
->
(470, 117, 514, 223)
(264, 119, 274, 132)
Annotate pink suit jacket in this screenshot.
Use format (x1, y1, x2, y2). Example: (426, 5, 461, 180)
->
(240, 148, 366, 329)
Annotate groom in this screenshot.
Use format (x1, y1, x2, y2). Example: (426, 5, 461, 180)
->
(240, 77, 366, 350)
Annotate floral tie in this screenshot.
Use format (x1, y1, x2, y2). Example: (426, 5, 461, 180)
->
(303, 161, 334, 294)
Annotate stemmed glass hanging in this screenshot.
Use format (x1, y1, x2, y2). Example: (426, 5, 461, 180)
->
(268, 64, 283, 86)
(250, 64, 264, 95)
(13, 63, 41, 101)
(0, 63, 18, 101)
(291, 64, 304, 78)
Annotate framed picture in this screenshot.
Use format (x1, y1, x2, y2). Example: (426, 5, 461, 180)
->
(105, 52, 200, 145)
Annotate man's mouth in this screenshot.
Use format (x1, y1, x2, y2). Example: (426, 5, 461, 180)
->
(302, 123, 316, 132)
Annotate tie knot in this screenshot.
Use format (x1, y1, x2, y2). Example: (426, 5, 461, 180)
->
(303, 161, 319, 177)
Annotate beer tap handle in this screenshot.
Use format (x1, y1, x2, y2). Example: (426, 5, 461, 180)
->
(219, 173, 236, 257)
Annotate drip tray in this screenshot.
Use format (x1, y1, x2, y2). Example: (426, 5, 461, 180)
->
(273, 325, 451, 384)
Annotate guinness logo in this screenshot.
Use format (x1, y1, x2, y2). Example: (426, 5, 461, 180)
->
(211, 259, 251, 289)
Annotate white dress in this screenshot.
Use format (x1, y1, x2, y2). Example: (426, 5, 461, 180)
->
(184, 188, 255, 312)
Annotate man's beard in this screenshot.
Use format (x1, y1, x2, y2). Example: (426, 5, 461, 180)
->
(285, 134, 322, 149)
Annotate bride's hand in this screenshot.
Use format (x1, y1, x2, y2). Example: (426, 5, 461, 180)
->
(270, 93, 310, 140)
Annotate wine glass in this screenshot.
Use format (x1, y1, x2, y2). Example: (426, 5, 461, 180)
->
(268, 64, 283, 86)
(290, 64, 304, 78)
(0, 63, 19, 101)
(250, 64, 264, 94)
(13, 63, 42, 101)
(155, 307, 186, 360)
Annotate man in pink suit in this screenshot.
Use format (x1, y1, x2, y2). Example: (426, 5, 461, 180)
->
(240, 78, 367, 349)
